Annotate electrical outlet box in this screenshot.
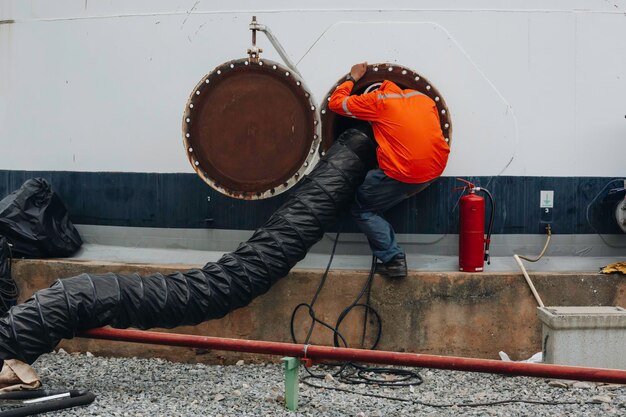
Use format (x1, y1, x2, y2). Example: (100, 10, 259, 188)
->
(540, 190, 553, 224)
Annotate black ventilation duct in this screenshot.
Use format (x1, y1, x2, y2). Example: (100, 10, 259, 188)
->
(0, 130, 376, 364)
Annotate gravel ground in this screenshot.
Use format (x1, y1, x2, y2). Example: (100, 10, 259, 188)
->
(8, 351, 624, 416)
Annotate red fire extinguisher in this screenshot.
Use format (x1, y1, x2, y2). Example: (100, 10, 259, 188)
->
(456, 178, 495, 272)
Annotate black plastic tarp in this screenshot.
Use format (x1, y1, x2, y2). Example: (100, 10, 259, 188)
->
(0, 130, 376, 364)
(0, 178, 82, 258)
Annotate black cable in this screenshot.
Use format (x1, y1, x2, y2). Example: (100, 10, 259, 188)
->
(290, 233, 423, 387)
(585, 178, 626, 248)
(294, 233, 600, 408)
(358, 267, 373, 349)
(477, 188, 495, 265)
(331, 256, 381, 350)
(301, 377, 604, 408)
(0, 390, 96, 417)
(290, 231, 350, 350)
(0, 389, 80, 401)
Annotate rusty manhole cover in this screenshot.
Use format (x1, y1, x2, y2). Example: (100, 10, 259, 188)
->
(319, 63, 452, 152)
(183, 58, 320, 199)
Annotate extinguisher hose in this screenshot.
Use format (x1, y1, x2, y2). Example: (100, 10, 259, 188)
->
(478, 188, 495, 264)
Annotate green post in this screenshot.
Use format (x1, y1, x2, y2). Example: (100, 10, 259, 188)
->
(282, 357, 300, 411)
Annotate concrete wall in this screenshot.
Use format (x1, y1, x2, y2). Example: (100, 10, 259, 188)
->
(12, 259, 626, 364)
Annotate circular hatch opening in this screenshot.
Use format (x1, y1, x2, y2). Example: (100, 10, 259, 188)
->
(182, 58, 321, 199)
(319, 63, 452, 152)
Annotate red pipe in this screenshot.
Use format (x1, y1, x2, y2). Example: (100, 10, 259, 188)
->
(80, 328, 626, 384)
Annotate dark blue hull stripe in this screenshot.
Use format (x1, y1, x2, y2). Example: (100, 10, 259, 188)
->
(0, 170, 623, 234)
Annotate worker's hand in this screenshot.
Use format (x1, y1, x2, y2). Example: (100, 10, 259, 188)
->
(350, 62, 368, 82)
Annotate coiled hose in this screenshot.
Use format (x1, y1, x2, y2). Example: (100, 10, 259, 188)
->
(0, 129, 376, 364)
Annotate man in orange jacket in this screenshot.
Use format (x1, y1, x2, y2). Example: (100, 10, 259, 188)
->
(329, 62, 450, 277)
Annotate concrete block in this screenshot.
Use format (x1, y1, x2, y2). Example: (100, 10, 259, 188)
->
(538, 306, 626, 370)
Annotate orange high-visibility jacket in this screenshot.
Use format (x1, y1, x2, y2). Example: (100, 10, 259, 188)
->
(329, 80, 450, 184)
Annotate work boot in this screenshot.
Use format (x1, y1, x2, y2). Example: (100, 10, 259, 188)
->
(376, 254, 407, 278)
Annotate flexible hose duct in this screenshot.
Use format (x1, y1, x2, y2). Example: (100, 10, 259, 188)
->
(0, 130, 376, 364)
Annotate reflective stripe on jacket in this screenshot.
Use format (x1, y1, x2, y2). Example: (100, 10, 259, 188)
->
(329, 80, 449, 183)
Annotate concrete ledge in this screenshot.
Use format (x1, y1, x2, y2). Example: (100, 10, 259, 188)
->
(69, 243, 622, 272)
(12, 259, 626, 364)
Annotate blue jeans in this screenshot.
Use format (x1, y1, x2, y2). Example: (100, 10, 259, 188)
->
(351, 169, 432, 263)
